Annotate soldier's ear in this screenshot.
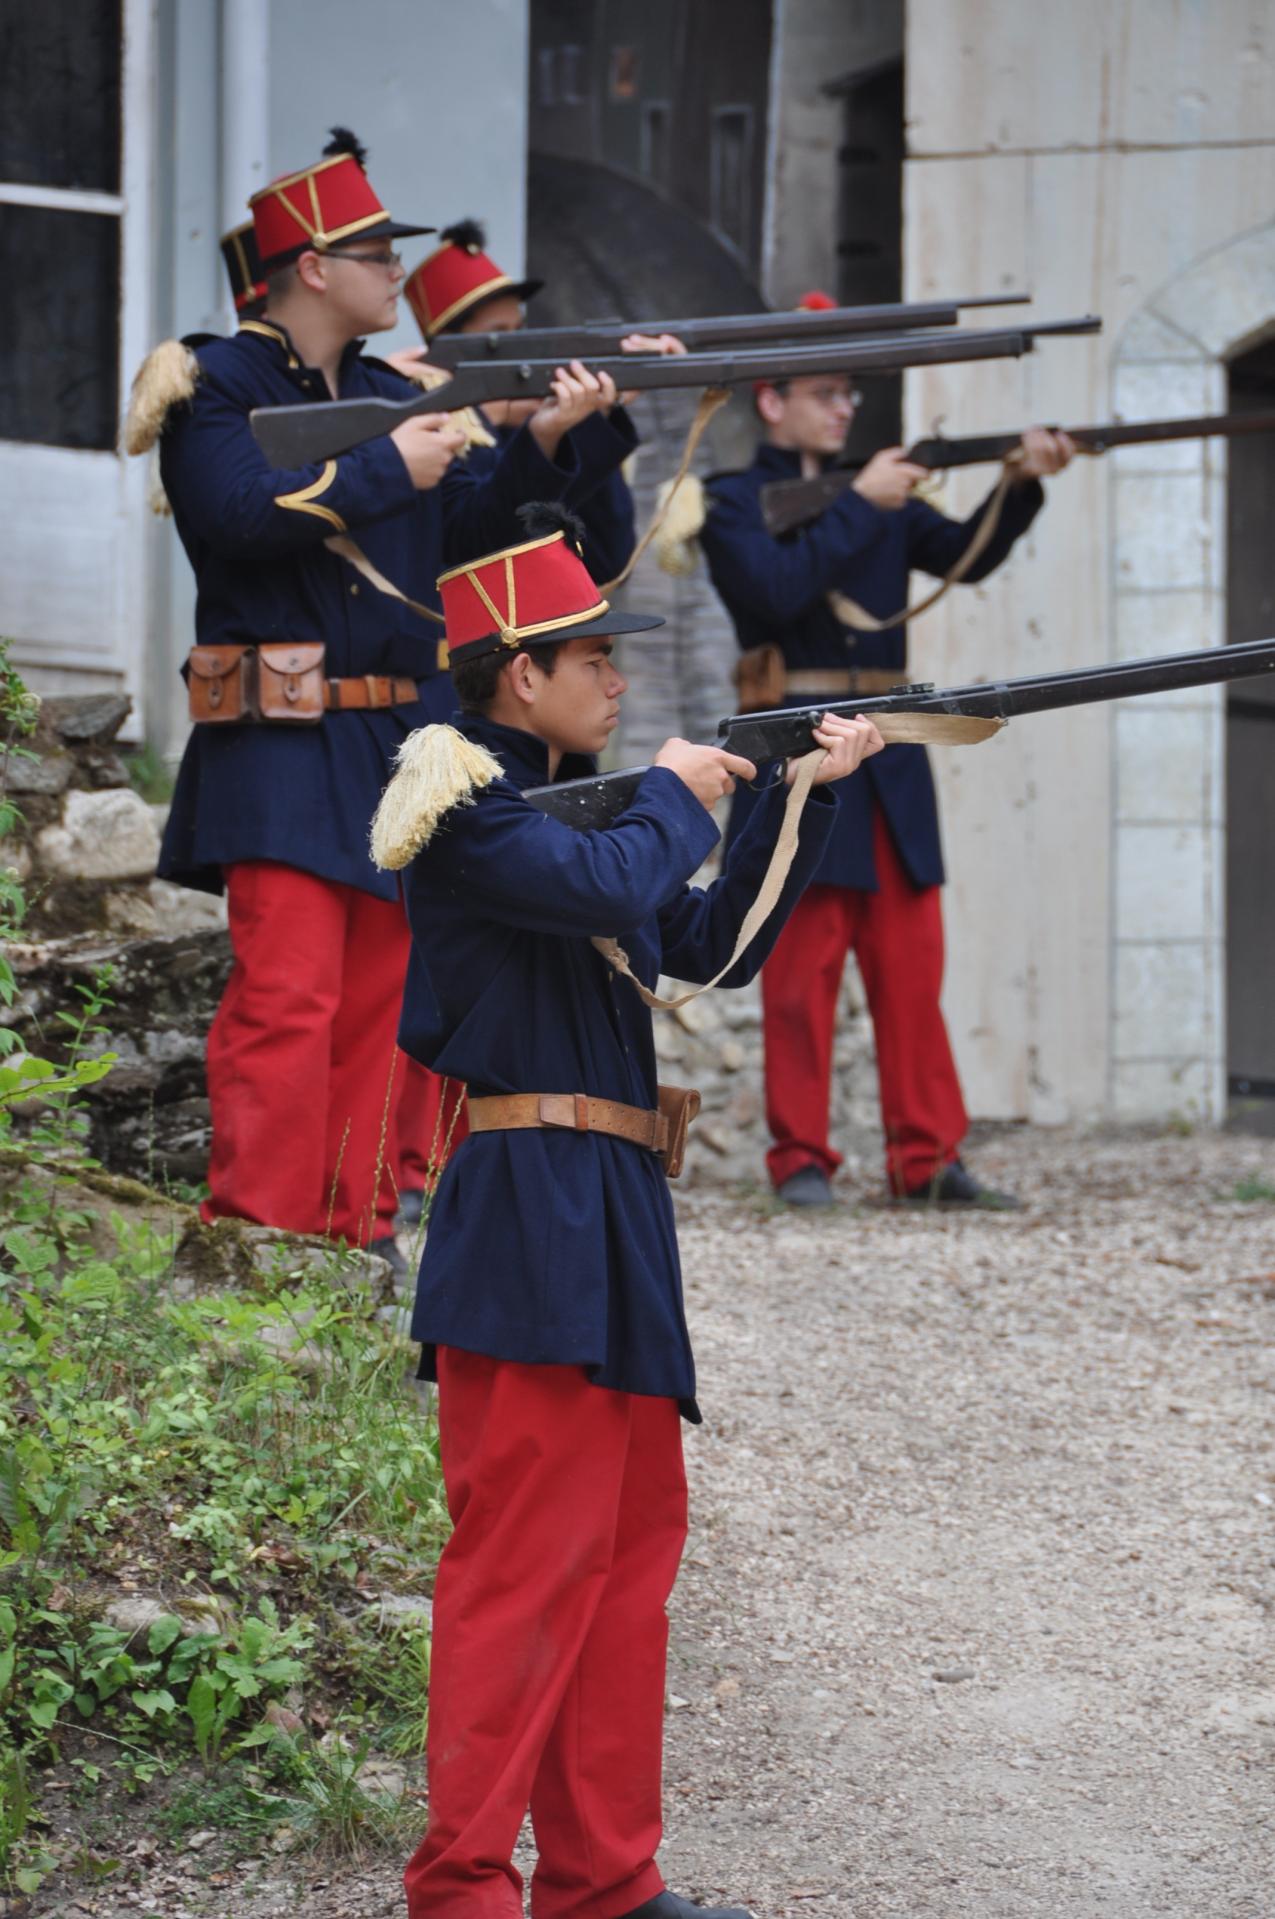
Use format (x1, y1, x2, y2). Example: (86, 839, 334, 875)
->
(295, 249, 328, 293)
(506, 650, 539, 707)
(755, 384, 786, 428)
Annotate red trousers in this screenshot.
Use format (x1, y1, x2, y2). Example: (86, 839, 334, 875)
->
(405, 1350, 687, 1919)
(202, 861, 409, 1243)
(396, 1056, 468, 1195)
(762, 806, 968, 1193)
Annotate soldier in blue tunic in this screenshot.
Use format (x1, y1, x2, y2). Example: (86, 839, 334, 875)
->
(699, 309, 1073, 1209)
(373, 504, 883, 1919)
(152, 131, 634, 1259)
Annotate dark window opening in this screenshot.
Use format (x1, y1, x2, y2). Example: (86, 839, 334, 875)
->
(0, 204, 119, 449)
(641, 102, 671, 192)
(829, 58, 904, 457)
(710, 106, 753, 257)
(0, 1, 123, 193)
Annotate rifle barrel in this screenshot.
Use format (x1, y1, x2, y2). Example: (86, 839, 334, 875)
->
(424, 293, 1035, 370)
(524, 638, 1275, 830)
(760, 403, 1275, 534)
(250, 323, 1063, 467)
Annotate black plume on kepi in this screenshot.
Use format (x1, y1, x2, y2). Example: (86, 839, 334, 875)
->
(516, 500, 586, 558)
(440, 217, 487, 253)
(323, 126, 370, 170)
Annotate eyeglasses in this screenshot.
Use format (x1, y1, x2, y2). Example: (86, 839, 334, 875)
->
(808, 385, 863, 409)
(328, 247, 403, 271)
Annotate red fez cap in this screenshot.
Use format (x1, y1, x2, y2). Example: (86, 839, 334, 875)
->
(250, 151, 433, 269)
(405, 219, 543, 340)
(220, 221, 267, 315)
(439, 518, 661, 665)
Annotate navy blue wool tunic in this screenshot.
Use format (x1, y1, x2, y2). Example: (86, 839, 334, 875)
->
(398, 716, 837, 1417)
(700, 442, 1044, 891)
(156, 322, 628, 900)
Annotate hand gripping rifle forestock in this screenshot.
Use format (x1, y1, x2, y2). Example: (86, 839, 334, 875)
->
(423, 291, 1033, 369)
(523, 638, 1275, 832)
(248, 317, 1100, 469)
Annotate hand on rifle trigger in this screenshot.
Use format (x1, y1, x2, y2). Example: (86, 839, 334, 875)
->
(389, 413, 467, 489)
(1012, 427, 1077, 481)
(529, 361, 621, 458)
(617, 331, 687, 406)
(852, 447, 928, 512)
(655, 738, 758, 812)
(792, 712, 886, 786)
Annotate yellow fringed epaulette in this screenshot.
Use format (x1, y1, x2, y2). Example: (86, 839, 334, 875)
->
(653, 471, 707, 578)
(395, 359, 496, 452)
(370, 724, 505, 870)
(123, 339, 202, 456)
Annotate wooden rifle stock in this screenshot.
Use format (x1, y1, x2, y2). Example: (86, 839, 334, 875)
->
(249, 317, 1100, 468)
(523, 637, 1275, 832)
(760, 407, 1275, 536)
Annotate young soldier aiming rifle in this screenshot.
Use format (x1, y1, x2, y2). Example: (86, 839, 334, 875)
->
(699, 292, 1075, 1209)
(370, 502, 883, 1919)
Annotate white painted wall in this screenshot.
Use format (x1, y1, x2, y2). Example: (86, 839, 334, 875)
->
(902, 0, 1275, 1123)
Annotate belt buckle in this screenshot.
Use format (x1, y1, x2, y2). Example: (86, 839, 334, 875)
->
(573, 1094, 590, 1132)
(364, 674, 380, 706)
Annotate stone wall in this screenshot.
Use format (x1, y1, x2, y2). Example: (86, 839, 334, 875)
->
(2, 694, 228, 1187)
(902, 0, 1275, 1124)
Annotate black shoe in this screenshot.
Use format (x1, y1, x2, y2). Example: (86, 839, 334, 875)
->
(370, 1234, 411, 1283)
(617, 1893, 753, 1919)
(776, 1165, 836, 1208)
(398, 1187, 427, 1229)
(900, 1158, 1023, 1211)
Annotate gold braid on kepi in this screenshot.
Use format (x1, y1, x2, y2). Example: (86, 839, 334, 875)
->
(123, 340, 201, 456)
(370, 724, 505, 870)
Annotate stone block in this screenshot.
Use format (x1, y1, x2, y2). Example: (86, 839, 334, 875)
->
(1113, 822, 1218, 943)
(1119, 310, 1207, 362)
(1113, 940, 1219, 1061)
(1111, 590, 1222, 673)
(35, 787, 160, 881)
(1, 749, 72, 795)
(1113, 706, 1217, 824)
(1113, 473, 1216, 591)
(1111, 358, 1215, 424)
(43, 692, 132, 743)
(1111, 1055, 1221, 1123)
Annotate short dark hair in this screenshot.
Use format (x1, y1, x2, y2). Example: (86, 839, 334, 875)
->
(452, 638, 567, 713)
(265, 260, 299, 301)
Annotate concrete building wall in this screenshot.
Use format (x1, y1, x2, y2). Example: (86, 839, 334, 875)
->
(901, 0, 1275, 1124)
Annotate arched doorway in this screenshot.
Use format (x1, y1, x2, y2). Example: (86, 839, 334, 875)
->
(1109, 221, 1275, 1121)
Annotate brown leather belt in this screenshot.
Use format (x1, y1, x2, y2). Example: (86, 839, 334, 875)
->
(468, 1092, 670, 1155)
(324, 674, 420, 711)
(785, 667, 903, 697)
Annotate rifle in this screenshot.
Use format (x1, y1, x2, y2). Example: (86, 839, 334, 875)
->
(424, 292, 1032, 369)
(760, 409, 1275, 536)
(249, 317, 1101, 468)
(523, 637, 1275, 830)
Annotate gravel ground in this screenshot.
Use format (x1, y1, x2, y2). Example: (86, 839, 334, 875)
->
(39, 1124, 1275, 1919)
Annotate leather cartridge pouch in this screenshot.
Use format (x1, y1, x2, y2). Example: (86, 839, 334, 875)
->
(733, 643, 786, 715)
(657, 1083, 701, 1180)
(255, 642, 326, 723)
(187, 644, 252, 724)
